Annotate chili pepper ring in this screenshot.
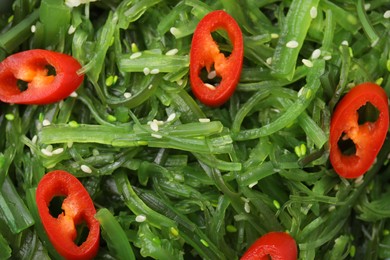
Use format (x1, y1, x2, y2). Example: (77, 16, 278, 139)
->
(240, 231, 298, 260)
(329, 82, 389, 179)
(36, 170, 100, 260)
(189, 10, 243, 107)
(0, 49, 84, 105)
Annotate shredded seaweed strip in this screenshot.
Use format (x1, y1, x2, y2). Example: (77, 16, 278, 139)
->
(1, 0, 390, 259)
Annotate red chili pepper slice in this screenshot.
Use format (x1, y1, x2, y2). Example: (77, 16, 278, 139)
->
(329, 82, 389, 178)
(240, 231, 297, 260)
(189, 10, 243, 107)
(0, 49, 83, 105)
(36, 170, 100, 260)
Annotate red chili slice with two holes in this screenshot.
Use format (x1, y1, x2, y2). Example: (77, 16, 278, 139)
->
(240, 231, 298, 260)
(36, 170, 100, 260)
(0, 49, 83, 105)
(189, 10, 243, 107)
(329, 82, 389, 178)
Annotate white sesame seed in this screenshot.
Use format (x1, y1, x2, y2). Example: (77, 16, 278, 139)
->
(165, 48, 178, 56)
(207, 70, 217, 79)
(52, 148, 64, 155)
(311, 49, 321, 59)
(70, 91, 78, 98)
(204, 83, 216, 90)
(32, 135, 38, 144)
(199, 118, 210, 123)
(148, 84, 153, 89)
(241, 197, 249, 203)
(328, 205, 336, 212)
(354, 175, 364, 186)
(68, 25, 76, 34)
(150, 68, 160, 74)
(124, 92, 132, 98)
(372, 157, 377, 168)
(302, 59, 313, 68)
(310, 6, 317, 19)
(167, 113, 176, 122)
(286, 40, 299, 48)
(150, 120, 159, 132)
(244, 202, 251, 213)
(65, 0, 86, 7)
(135, 214, 147, 222)
(170, 27, 180, 36)
(151, 133, 163, 139)
(323, 55, 332, 60)
(42, 119, 51, 126)
(266, 57, 273, 65)
(341, 40, 349, 46)
(130, 52, 142, 59)
(248, 181, 258, 188)
(81, 164, 92, 174)
(364, 3, 371, 11)
(143, 67, 150, 75)
(31, 25, 36, 33)
(155, 119, 164, 125)
(371, 38, 379, 48)
(270, 33, 279, 39)
(177, 79, 184, 86)
(41, 148, 53, 157)
(297, 87, 305, 97)
(384, 10, 390, 19)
